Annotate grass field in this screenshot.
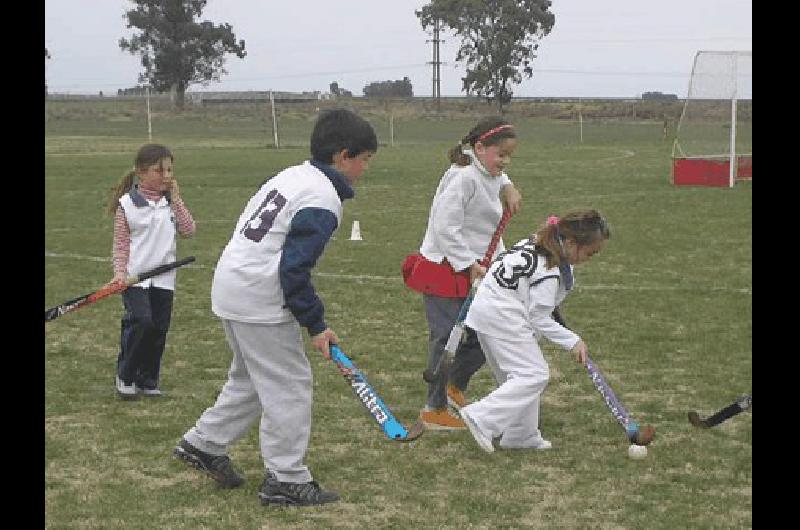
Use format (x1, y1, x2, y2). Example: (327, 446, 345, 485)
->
(45, 103, 752, 529)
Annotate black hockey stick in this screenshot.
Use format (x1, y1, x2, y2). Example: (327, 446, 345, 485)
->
(688, 394, 751, 428)
(44, 256, 196, 323)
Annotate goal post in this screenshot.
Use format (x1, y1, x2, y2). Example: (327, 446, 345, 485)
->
(672, 51, 752, 187)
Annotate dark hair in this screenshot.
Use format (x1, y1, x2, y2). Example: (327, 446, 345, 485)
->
(310, 108, 378, 163)
(106, 143, 173, 215)
(535, 209, 611, 268)
(448, 116, 516, 166)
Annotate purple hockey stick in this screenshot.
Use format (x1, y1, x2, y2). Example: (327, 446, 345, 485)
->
(585, 354, 655, 446)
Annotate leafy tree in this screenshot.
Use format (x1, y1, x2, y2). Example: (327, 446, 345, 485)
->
(417, 0, 554, 112)
(363, 77, 413, 98)
(119, 0, 246, 109)
(328, 81, 352, 98)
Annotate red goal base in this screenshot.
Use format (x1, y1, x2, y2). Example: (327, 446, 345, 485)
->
(672, 157, 752, 187)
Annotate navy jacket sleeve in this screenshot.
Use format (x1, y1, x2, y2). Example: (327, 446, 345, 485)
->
(279, 207, 338, 336)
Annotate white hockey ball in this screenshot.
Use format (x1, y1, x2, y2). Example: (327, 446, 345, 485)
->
(628, 444, 648, 459)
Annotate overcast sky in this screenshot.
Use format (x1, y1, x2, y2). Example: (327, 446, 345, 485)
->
(44, 0, 752, 98)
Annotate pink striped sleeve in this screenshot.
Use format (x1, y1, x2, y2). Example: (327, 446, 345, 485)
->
(171, 197, 196, 238)
(112, 206, 131, 277)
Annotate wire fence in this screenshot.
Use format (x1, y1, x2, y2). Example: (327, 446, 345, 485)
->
(46, 92, 709, 149)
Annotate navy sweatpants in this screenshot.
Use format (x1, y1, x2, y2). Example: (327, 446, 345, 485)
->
(117, 286, 174, 389)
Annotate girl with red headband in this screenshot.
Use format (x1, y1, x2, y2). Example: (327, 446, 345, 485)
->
(403, 116, 522, 430)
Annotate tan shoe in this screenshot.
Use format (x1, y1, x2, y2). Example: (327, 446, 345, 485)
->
(446, 384, 467, 410)
(419, 407, 466, 430)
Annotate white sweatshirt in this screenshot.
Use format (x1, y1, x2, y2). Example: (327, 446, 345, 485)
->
(419, 149, 511, 272)
(465, 238, 581, 350)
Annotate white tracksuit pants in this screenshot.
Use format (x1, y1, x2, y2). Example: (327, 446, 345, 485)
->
(460, 332, 550, 448)
(183, 319, 314, 483)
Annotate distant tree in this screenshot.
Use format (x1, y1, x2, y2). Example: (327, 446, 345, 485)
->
(329, 82, 340, 96)
(363, 77, 413, 98)
(119, 0, 246, 109)
(118, 85, 153, 96)
(417, 0, 555, 113)
(642, 91, 678, 101)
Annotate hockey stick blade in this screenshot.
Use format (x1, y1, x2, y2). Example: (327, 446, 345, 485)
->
(688, 394, 751, 428)
(687, 411, 706, 428)
(330, 344, 425, 442)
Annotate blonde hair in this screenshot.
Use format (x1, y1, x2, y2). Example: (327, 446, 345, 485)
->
(106, 143, 173, 215)
(448, 116, 516, 166)
(534, 209, 610, 268)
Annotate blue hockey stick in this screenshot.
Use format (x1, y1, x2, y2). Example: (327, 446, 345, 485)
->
(329, 344, 425, 442)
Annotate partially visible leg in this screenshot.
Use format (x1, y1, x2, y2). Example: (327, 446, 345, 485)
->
(226, 320, 315, 484)
(420, 295, 466, 429)
(137, 287, 174, 390)
(448, 326, 486, 392)
(117, 287, 155, 387)
(183, 319, 263, 455)
(422, 294, 462, 410)
(460, 333, 549, 449)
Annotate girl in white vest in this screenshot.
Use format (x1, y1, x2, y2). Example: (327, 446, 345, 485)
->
(460, 210, 610, 453)
(105, 144, 196, 399)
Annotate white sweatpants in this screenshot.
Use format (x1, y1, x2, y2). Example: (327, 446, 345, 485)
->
(461, 332, 550, 448)
(183, 319, 314, 483)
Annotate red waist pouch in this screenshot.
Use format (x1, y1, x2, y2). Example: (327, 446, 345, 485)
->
(401, 253, 470, 298)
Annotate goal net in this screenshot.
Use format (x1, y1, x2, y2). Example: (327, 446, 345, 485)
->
(672, 51, 752, 187)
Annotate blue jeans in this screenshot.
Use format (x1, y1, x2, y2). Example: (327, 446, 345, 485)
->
(117, 286, 174, 389)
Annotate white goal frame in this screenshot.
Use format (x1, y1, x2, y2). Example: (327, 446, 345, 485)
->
(672, 51, 752, 188)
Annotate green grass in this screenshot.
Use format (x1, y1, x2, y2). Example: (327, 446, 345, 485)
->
(45, 102, 751, 529)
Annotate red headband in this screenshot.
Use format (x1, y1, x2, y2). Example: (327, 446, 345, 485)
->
(477, 124, 514, 143)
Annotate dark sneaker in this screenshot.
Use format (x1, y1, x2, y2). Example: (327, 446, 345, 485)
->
(173, 438, 244, 488)
(258, 471, 340, 506)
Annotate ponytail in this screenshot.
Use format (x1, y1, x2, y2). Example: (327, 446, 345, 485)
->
(448, 143, 471, 166)
(107, 170, 136, 216)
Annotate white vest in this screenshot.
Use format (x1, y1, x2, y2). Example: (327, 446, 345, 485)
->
(119, 188, 177, 290)
(465, 238, 580, 350)
(211, 161, 343, 323)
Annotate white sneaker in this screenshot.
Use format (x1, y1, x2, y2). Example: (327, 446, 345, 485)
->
(115, 376, 139, 400)
(461, 409, 494, 454)
(499, 437, 552, 450)
(141, 387, 163, 397)
(531, 438, 552, 450)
